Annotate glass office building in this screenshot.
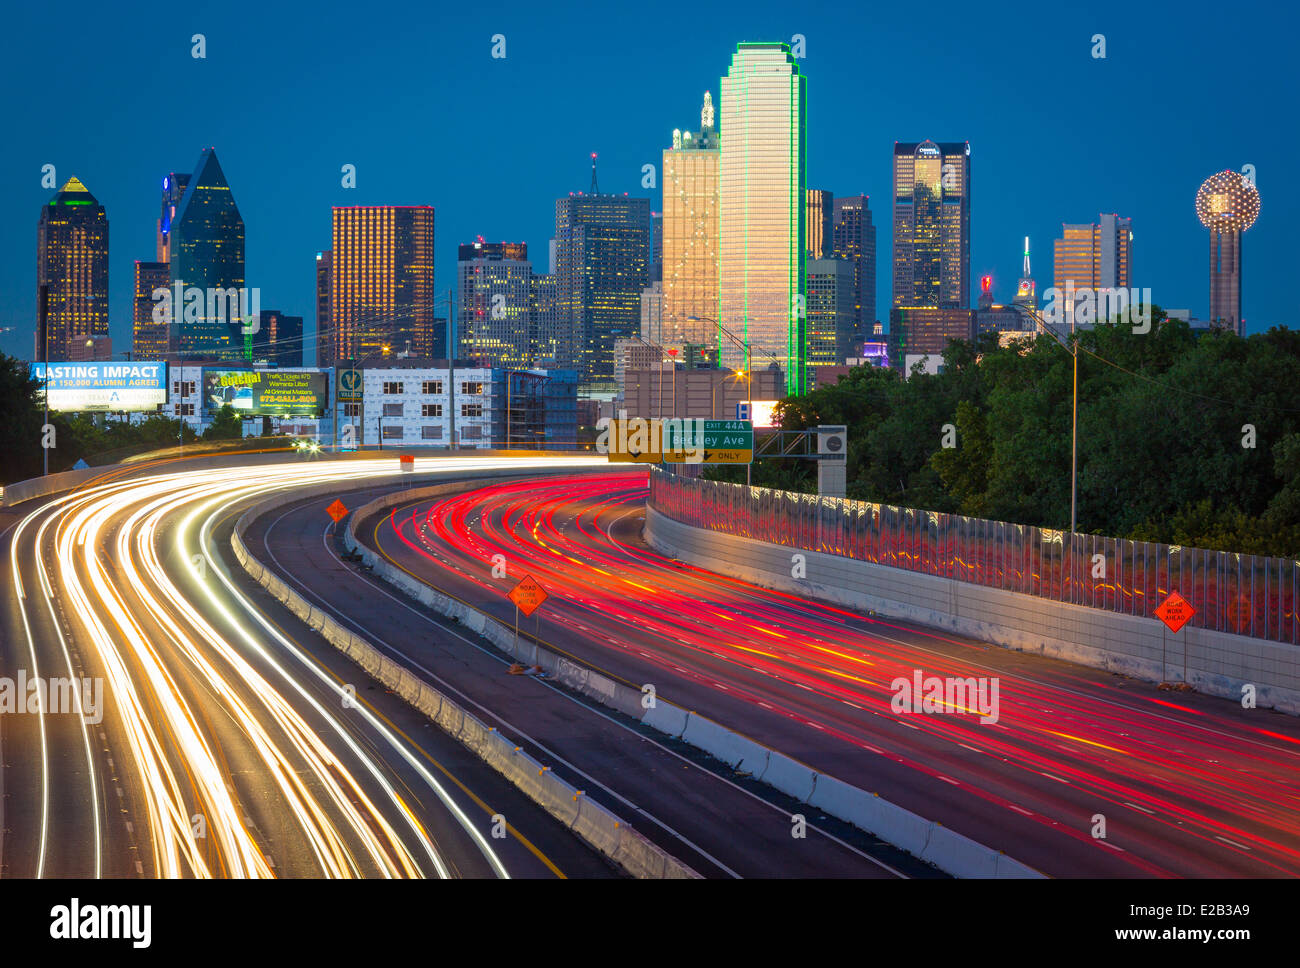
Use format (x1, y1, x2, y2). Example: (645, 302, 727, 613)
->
(719, 42, 807, 395)
(168, 148, 246, 359)
(662, 92, 720, 355)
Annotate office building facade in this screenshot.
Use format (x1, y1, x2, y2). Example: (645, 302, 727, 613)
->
(168, 148, 246, 359)
(892, 141, 970, 311)
(806, 258, 855, 366)
(133, 260, 170, 360)
(457, 241, 533, 367)
(719, 43, 807, 394)
(327, 206, 436, 366)
(552, 191, 651, 386)
(806, 189, 833, 260)
(1053, 214, 1133, 324)
(36, 176, 110, 361)
(662, 92, 721, 355)
(832, 194, 877, 344)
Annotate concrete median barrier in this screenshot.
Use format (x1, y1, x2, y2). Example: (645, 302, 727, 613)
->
(231, 480, 699, 879)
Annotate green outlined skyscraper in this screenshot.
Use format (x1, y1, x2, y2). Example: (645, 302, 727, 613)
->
(719, 42, 807, 395)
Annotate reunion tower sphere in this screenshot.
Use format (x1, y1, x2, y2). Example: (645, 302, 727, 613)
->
(1196, 170, 1260, 232)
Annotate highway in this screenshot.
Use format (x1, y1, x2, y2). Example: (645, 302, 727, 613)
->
(249, 481, 921, 878)
(0, 457, 620, 879)
(360, 471, 1300, 877)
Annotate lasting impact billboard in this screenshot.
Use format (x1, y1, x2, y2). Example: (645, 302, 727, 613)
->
(30, 362, 167, 412)
(202, 369, 327, 416)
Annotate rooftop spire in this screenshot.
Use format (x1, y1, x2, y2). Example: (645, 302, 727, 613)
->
(590, 152, 599, 194)
(1023, 236, 1031, 277)
(702, 91, 714, 131)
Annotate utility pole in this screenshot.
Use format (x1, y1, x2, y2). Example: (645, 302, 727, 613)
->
(448, 287, 456, 451)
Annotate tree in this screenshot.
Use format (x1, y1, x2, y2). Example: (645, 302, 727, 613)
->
(0, 353, 52, 484)
(203, 404, 244, 441)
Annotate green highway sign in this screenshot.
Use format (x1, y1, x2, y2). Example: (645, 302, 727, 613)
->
(664, 419, 753, 464)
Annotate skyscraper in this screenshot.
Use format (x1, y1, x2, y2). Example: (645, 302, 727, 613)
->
(720, 43, 807, 394)
(890, 141, 970, 371)
(327, 206, 436, 365)
(36, 176, 109, 361)
(315, 250, 331, 366)
(662, 92, 720, 355)
(529, 273, 559, 366)
(168, 148, 246, 359)
(651, 211, 664, 283)
(133, 260, 170, 359)
(552, 159, 651, 385)
(806, 190, 833, 260)
(832, 194, 877, 345)
(1196, 171, 1260, 335)
(806, 258, 855, 365)
(457, 240, 533, 367)
(891, 141, 970, 310)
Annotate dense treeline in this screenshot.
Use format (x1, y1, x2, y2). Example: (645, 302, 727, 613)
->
(706, 309, 1300, 558)
(0, 354, 250, 484)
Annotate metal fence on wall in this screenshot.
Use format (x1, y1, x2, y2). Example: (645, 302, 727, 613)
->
(648, 468, 1300, 646)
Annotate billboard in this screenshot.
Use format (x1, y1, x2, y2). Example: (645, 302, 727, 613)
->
(202, 369, 327, 416)
(30, 362, 166, 412)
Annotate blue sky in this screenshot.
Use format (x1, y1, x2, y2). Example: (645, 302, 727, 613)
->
(0, 0, 1293, 361)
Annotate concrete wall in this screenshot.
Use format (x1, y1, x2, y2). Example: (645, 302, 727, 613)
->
(646, 508, 1300, 716)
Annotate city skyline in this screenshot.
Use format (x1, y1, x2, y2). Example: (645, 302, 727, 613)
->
(1, 2, 1293, 364)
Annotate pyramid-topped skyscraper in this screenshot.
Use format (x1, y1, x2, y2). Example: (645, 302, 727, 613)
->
(168, 147, 246, 359)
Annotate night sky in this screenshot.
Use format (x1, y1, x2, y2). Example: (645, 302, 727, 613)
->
(1, 0, 1293, 362)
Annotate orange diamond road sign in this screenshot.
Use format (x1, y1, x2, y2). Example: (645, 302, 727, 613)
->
(1155, 591, 1196, 634)
(326, 499, 349, 523)
(508, 574, 548, 617)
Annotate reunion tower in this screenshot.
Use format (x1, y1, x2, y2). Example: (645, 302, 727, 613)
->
(1196, 170, 1260, 335)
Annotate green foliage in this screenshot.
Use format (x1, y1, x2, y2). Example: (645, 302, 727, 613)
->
(203, 404, 244, 441)
(730, 313, 1300, 558)
(0, 351, 202, 484)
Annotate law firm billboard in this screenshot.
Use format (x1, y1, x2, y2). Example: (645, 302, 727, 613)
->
(202, 369, 327, 417)
(30, 362, 167, 412)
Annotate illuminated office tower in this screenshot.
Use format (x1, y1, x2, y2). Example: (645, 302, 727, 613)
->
(806, 259, 855, 365)
(832, 194, 877, 344)
(1053, 214, 1132, 325)
(457, 240, 534, 367)
(315, 250, 331, 365)
(806, 189, 833, 259)
(168, 148, 246, 359)
(35, 176, 109, 361)
(328, 206, 436, 365)
(890, 141, 970, 370)
(552, 157, 651, 386)
(132, 260, 170, 359)
(720, 43, 807, 394)
(662, 92, 720, 355)
(891, 141, 970, 310)
(1196, 171, 1260, 335)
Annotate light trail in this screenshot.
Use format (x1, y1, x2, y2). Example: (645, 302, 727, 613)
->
(7, 455, 605, 877)
(382, 472, 1300, 877)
